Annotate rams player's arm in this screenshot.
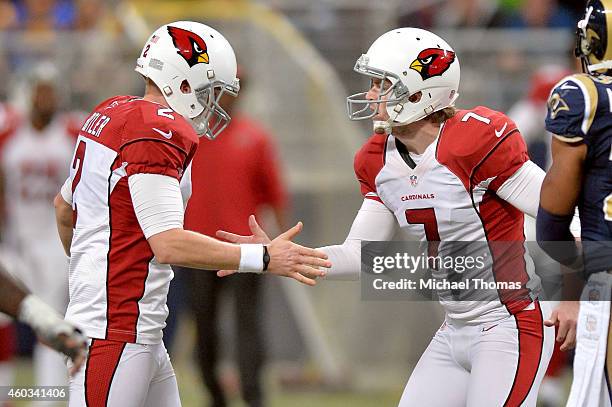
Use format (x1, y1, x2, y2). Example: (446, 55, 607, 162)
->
(536, 137, 586, 267)
(318, 199, 397, 280)
(0, 266, 87, 371)
(540, 137, 586, 215)
(0, 266, 27, 317)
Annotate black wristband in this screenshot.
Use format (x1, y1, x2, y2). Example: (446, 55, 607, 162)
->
(262, 245, 270, 272)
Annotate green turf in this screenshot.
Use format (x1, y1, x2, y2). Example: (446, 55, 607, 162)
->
(10, 358, 401, 407)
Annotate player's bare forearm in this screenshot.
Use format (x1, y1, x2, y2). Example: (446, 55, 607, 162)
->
(151, 222, 329, 285)
(537, 137, 586, 267)
(540, 137, 587, 215)
(54, 193, 73, 256)
(149, 228, 241, 270)
(0, 269, 28, 317)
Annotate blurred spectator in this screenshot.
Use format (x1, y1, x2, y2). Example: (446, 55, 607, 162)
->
(504, 0, 574, 29)
(399, 0, 506, 30)
(174, 69, 288, 407)
(73, 0, 100, 31)
(67, 0, 123, 108)
(13, 0, 75, 32)
(0, 0, 17, 30)
(2, 0, 74, 74)
(72, 0, 121, 33)
(0, 62, 81, 389)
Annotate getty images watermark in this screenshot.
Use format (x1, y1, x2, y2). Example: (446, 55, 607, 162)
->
(359, 241, 588, 301)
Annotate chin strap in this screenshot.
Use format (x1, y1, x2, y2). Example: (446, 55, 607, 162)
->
(373, 120, 392, 134)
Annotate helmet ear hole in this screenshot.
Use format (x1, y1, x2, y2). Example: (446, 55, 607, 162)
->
(408, 92, 422, 103)
(180, 80, 192, 94)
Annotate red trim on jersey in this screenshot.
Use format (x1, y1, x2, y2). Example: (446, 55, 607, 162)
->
(436, 107, 525, 193)
(0, 323, 15, 362)
(437, 108, 531, 313)
(85, 339, 126, 407)
(503, 301, 545, 407)
(105, 175, 154, 343)
(478, 192, 531, 312)
(476, 130, 528, 192)
(121, 139, 188, 180)
(354, 134, 387, 203)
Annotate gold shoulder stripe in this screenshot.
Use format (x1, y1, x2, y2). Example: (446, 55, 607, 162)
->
(602, 0, 612, 61)
(571, 74, 598, 135)
(553, 134, 584, 143)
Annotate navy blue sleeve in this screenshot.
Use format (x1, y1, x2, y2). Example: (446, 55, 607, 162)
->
(545, 75, 593, 142)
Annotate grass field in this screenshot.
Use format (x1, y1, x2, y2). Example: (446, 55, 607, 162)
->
(9, 358, 402, 407)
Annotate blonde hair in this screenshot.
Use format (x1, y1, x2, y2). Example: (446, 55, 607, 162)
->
(426, 106, 457, 124)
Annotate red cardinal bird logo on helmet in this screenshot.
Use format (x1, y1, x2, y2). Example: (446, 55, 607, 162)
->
(409, 48, 456, 80)
(167, 26, 210, 67)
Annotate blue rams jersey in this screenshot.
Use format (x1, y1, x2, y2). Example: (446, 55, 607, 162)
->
(545, 73, 612, 274)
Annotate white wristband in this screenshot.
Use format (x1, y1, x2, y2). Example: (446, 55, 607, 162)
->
(239, 244, 264, 273)
(18, 295, 73, 337)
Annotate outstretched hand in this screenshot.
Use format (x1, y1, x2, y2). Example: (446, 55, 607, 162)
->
(216, 215, 331, 285)
(216, 215, 271, 245)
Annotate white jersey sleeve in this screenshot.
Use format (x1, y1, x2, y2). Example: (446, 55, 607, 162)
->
(179, 163, 192, 211)
(60, 176, 73, 205)
(496, 160, 581, 237)
(128, 173, 184, 239)
(496, 160, 543, 218)
(320, 199, 397, 280)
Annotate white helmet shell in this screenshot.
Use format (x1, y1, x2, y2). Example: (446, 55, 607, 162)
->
(135, 21, 240, 139)
(347, 28, 460, 128)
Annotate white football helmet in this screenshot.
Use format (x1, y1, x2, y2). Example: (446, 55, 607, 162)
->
(136, 21, 240, 139)
(347, 28, 460, 130)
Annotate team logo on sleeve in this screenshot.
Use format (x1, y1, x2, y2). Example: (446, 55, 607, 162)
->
(167, 26, 210, 67)
(409, 48, 456, 80)
(548, 93, 570, 119)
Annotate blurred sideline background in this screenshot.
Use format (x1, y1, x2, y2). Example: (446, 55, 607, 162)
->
(0, 0, 582, 406)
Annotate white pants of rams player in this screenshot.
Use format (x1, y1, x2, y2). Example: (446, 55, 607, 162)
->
(68, 339, 181, 407)
(399, 301, 554, 407)
(566, 272, 612, 407)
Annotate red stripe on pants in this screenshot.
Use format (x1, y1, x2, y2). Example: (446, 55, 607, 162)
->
(85, 339, 126, 407)
(504, 301, 544, 407)
(0, 324, 15, 362)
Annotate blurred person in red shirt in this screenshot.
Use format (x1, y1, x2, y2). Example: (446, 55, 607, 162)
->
(177, 68, 288, 407)
(507, 64, 572, 169)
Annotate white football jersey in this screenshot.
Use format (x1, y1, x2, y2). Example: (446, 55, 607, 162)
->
(355, 106, 540, 324)
(1, 118, 75, 247)
(64, 96, 198, 344)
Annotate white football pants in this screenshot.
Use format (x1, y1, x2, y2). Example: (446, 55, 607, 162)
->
(399, 301, 554, 407)
(68, 339, 181, 407)
(566, 272, 612, 407)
